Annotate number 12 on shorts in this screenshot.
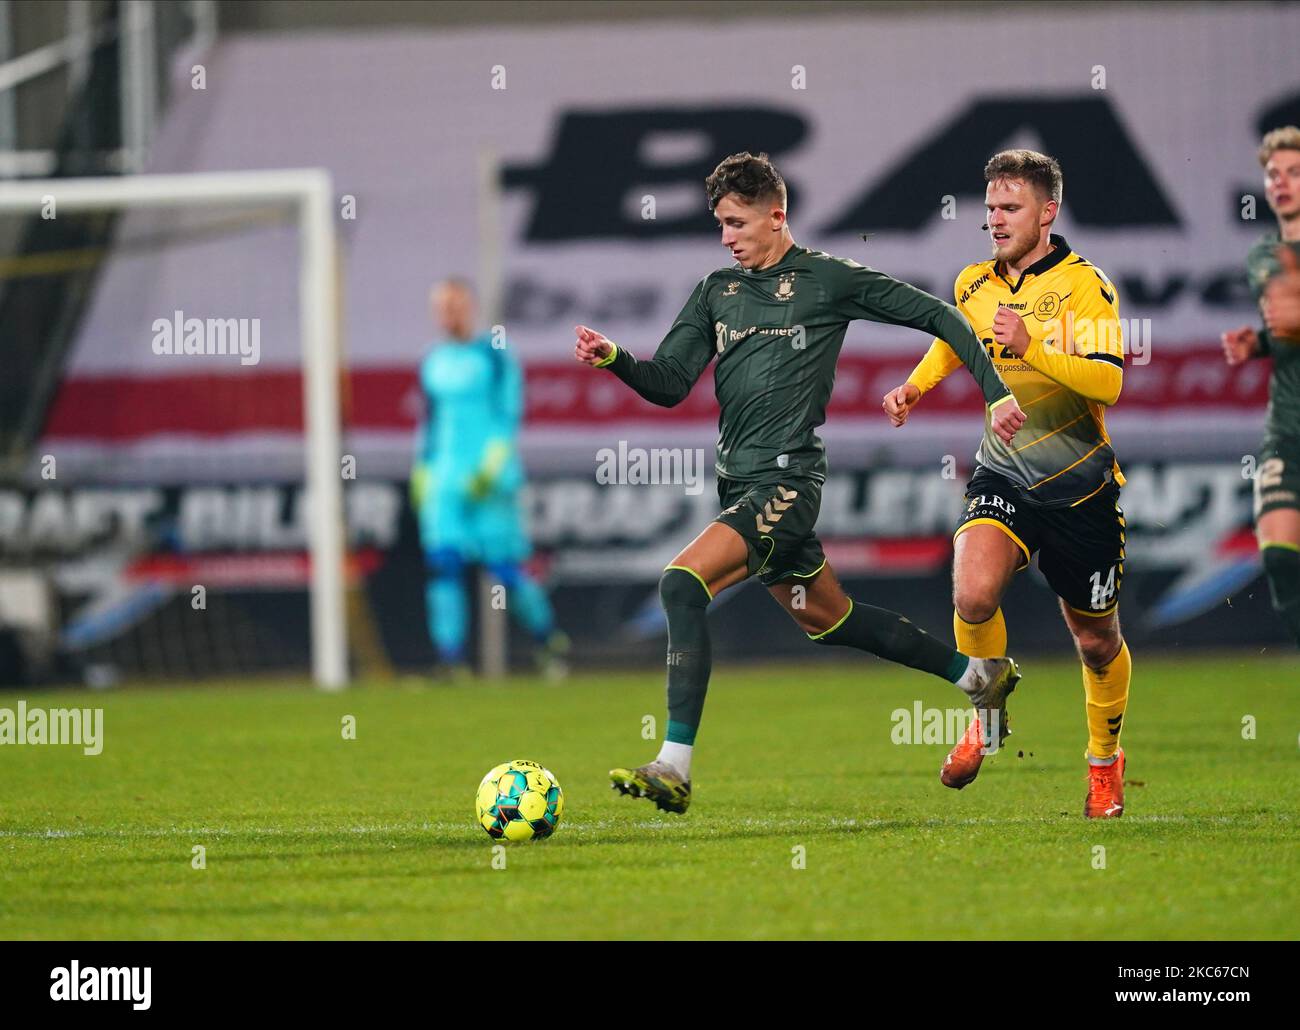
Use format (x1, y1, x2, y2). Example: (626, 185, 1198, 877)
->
(1089, 565, 1117, 610)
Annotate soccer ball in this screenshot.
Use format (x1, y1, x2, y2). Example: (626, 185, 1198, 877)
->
(476, 760, 564, 841)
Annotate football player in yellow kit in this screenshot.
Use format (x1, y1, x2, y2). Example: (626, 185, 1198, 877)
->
(883, 150, 1130, 818)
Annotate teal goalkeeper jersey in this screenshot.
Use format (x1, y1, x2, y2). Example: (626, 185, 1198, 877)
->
(416, 332, 524, 494)
(599, 244, 1012, 482)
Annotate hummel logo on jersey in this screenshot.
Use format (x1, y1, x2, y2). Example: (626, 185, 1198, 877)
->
(722, 281, 740, 296)
(1094, 270, 1115, 304)
(756, 485, 797, 534)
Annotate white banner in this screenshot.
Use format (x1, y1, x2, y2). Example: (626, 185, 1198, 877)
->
(45, 6, 1300, 477)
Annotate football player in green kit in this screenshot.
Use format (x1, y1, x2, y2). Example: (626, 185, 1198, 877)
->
(573, 152, 1028, 813)
(1222, 126, 1300, 647)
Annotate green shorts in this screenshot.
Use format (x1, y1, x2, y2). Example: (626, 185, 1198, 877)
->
(1254, 436, 1300, 519)
(714, 474, 826, 586)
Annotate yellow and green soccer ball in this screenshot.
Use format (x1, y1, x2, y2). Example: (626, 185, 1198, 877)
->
(476, 760, 564, 841)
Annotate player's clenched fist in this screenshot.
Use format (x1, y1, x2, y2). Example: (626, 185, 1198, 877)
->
(1262, 246, 1300, 342)
(881, 383, 920, 427)
(1221, 325, 1260, 366)
(992, 304, 1031, 358)
(574, 324, 614, 365)
(989, 395, 1026, 445)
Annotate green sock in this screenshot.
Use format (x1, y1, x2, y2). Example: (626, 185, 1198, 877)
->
(659, 568, 713, 746)
(1262, 545, 1300, 647)
(810, 598, 968, 682)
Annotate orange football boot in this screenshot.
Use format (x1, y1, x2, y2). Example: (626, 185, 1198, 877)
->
(1084, 748, 1125, 818)
(940, 707, 1008, 790)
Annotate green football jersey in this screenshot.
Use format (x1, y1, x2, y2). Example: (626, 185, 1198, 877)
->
(1247, 233, 1300, 441)
(598, 244, 1011, 482)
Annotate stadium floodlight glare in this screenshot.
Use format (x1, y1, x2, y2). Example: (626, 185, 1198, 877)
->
(0, 169, 348, 690)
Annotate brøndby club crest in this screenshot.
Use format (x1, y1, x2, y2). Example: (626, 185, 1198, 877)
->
(774, 273, 796, 301)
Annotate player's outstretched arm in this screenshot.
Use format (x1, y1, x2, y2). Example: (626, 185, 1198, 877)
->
(1236, 241, 1300, 359)
(573, 324, 708, 407)
(574, 280, 715, 408)
(883, 338, 965, 427)
(841, 264, 1024, 442)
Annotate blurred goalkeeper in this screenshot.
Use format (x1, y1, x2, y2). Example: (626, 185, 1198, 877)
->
(412, 278, 567, 678)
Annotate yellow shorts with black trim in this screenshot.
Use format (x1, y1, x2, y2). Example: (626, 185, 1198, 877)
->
(714, 473, 826, 586)
(956, 466, 1125, 617)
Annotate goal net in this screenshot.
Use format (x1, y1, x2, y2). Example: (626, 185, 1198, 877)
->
(0, 171, 347, 689)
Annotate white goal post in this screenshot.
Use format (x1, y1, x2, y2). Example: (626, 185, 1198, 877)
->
(0, 169, 348, 690)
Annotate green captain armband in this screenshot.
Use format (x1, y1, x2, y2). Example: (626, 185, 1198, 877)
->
(593, 343, 619, 368)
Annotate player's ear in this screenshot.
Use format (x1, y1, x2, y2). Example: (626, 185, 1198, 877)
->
(1041, 199, 1058, 229)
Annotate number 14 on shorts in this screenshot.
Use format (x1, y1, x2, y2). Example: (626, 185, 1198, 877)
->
(1089, 565, 1117, 610)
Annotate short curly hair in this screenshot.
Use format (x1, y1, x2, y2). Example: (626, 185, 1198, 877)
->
(1259, 126, 1300, 166)
(705, 151, 787, 212)
(984, 149, 1063, 206)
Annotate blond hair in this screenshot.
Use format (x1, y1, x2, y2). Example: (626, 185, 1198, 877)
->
(984, 149, 1063, 206)
(1259, 126, 1300, 166)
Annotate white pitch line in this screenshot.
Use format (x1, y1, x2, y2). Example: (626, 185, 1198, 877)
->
(0, 820, 675, 839)
(0, 813, 1273, 841)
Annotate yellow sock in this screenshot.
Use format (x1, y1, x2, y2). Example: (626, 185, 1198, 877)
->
(1083, 640, 1131, 759)
(954, 607, 1007, 659)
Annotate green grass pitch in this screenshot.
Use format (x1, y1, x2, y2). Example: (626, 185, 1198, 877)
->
(1, 654, 1295, 940)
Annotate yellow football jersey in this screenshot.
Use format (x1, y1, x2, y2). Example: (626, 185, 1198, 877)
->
(909, 233, 1124, 507)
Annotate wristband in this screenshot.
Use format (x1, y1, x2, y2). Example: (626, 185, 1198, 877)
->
(593, 343, 619, 368)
